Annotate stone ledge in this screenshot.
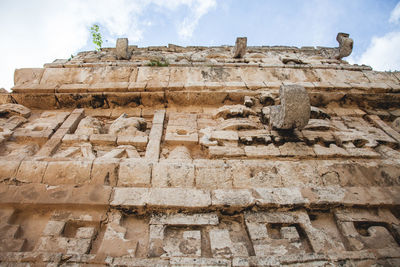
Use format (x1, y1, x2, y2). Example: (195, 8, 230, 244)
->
(0, 250, 398, 266)
(0, 184, 398, 209)
(0, 183, 112, 206)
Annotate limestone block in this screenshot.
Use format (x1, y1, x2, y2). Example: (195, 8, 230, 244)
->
(163, 230, 201, 257)
(116, 38, 130, 60)
(147, 188, 211, 208)
(0, 115, 27, 130)
(270, 84, 310, 130)
(117, 135, 148, 149)
(118, 159, 152, 187)
(90, 158, 120, 186)
(209, 229, 248, 257)
(62, 134, 89, 144)
(313, 144, 349, 158)
(145, 110, 165, 161)
(150, 213, 218, 225)
(195, 160, 232, 189)
(167, 146, 192, 160)
(42, 221, 65, 236)
(88, 82, 129, 92)
(165, 125, 199, 145)
(111, 187, 149, 206)
(345, 147, 380, 158)
(109, 113, 146, 135)
(393, 117, 400, 133)
(90, 134, 116, 145)
(335, 32, 353, 59)
(14, 68, 44, 86)
(219, 118, 259, 131)
(230, 160, 282, 188)
(0, 103, 31, 118)
(254, 188, 307, 206)
(98, 211, 138, 257)
(211, 189, 255, 208)
(35, 236, 92, 254)
(233, 37, 247, 58)
(244, 144, 280, 158)
(209, 146, 245, 158)
(152, 162, 195, 187)
(0, 159, 21, 181)
(75, 116, 103, 135)
(169, 258, 230, 266)
(278, 142, 315, 158)
(15, 160, 48, 183)
(43, 160, 93, 185)
(280, 226, 300, 241)
(213, 104, 256, 119)
(367, 114, 400, 143)
(210, 130, 239, 143)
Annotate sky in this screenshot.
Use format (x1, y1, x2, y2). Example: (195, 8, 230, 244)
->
(0, 0, 399, 90)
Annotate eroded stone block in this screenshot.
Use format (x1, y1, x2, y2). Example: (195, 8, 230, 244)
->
(270, 84, 310, 130)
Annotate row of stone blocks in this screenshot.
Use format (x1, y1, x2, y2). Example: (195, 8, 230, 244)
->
(0, 183, 399, 209)
(0, 205, 399, 265)
(1, 157, 399, 188)
(12, 66, 400, 90)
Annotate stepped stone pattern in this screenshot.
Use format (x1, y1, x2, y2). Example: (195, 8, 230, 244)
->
(0, 35, 400, 266)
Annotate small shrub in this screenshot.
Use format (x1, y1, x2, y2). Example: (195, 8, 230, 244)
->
(90, 24, 103, 51)
(147, 59, 169, 67)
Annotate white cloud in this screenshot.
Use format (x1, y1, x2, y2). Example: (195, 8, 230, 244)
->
(177, 0, 216, 39)
(356, 2, 400, 71)
(358, 31, 400, 71)
(389, 1, 400, 23)
(0, 0, 216, 90)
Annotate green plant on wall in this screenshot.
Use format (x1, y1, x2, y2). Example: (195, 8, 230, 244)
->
(90, 24, 103, 51)
(147, 59, 169, 67)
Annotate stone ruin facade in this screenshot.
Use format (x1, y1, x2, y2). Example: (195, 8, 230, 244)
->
(0, 34, 399, 266)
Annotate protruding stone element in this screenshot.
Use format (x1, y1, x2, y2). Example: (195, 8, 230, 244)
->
(270, 84, 310, 130)
(109, 113, 147, 135)
(233, 37, 247, 58)
(116, 38, 130, 60)
(392, 117, 400, 133)
(244, 96, 254, 107)
(0, 103, 31, 118)
(213, 105, 256, 119)
(75, 116, 103, 135)
(335, 32, 353, 60)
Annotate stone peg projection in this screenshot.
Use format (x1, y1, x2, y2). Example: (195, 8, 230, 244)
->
(270, 84, 311, 130)
(116, 38, 130, 60)
(335, 32, 353, 60)
(233, 37, 247, 58)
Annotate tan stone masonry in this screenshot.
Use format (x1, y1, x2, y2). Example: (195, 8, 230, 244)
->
(0, 37, 399, 265)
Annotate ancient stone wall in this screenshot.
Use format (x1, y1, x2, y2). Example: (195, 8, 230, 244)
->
(0, 38, 400, 266)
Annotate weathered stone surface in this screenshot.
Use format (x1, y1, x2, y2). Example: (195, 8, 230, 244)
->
(109, 113, 146, 135)
(152, 162, 195, 187)
(75, 116, 103, 135)
(0, 103, 31, 118)
(116, 38, 130, 60)
(43, 160, 92, 184)
(270, 84, 310, 130)
(233, 37, 247, 58)
(335, 32, 353, 59)
(213, 105, 256, 119)
(118, 159, 152, 187)
(2, 37, 400, 266)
